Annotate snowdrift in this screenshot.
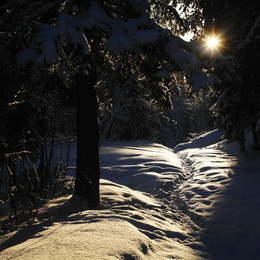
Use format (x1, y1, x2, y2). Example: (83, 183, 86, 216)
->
(174, 129, 260, 259)
(1, 130, 260, 259)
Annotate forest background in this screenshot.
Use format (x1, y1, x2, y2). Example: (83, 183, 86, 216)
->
(0, 0, 260, 228)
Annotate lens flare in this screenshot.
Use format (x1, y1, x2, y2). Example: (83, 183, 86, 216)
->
(205, 35, 220, 50)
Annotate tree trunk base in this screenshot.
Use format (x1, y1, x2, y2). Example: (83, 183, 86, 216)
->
(74, 70, 100, 209)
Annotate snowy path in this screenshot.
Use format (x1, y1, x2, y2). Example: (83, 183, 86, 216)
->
(174, 131, 260, 259)
(99, 140, 210, 259)
(1, 131, 260, 259)
(0, 140, 210, 260)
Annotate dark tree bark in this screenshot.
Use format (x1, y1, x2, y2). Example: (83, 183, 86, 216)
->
(74, 67, 100, 208)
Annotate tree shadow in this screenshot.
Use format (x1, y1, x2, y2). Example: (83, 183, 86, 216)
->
(0, 195, 92, 252)
(202, 149, 260, 260)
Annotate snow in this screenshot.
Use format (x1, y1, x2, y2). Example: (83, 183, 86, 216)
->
(165, 38, 198, 71)
(174, 129, 225, 152)
(1, 131, 260, 259)
(106, 33, 133, 54)
(36, 24, 59, 64)
(16, 1, 205, 90)
(134, 29, 160, 44)
(190, 71, 208, 91)
(174, 130, 260, 259)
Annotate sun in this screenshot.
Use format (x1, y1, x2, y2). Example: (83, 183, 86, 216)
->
(205, 35, 220, 50)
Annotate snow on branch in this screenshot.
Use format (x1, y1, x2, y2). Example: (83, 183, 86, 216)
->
(16, 0, 207, 90)
(17, 14, 91, 64)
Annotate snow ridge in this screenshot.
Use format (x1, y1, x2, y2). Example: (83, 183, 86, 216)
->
(1, 132, 260, 259)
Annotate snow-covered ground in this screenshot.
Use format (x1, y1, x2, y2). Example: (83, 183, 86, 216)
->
(1, 130, 260, 259)
(175, 130, 260, 259)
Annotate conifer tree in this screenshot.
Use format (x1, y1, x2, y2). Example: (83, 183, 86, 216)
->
(199, 0, 260, 150)
(1, 0, 206, 207)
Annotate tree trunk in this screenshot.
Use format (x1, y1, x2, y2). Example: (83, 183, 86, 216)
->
(74, 69, 100, 208)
